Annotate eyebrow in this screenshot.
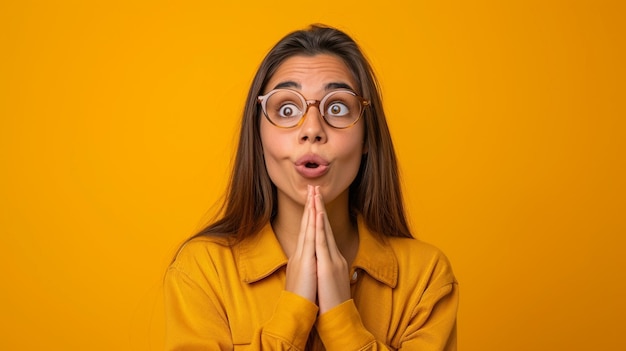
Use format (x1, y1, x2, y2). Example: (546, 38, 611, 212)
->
(272, 81, 355, 91)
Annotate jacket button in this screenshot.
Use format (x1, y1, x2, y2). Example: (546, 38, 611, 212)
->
(351, 270, 358, 282)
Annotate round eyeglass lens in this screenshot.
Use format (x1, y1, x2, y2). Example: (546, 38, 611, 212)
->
(321, 91, 362, 128)
(265, 90, 305, 127)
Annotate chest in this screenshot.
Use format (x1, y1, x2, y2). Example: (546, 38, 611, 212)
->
(224, 268, 395, 347)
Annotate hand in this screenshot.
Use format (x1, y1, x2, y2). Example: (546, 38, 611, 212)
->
(284, 185, 318, 303)
(313, 186, 351, 314)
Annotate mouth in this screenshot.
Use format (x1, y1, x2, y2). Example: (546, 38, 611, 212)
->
(295, 154, 330, 179)
(305, 162, 320, 168)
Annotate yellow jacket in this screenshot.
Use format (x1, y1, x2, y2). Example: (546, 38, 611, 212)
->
(165, 219, 458, 350)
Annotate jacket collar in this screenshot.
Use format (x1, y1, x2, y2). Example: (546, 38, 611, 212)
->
(352, 218, 398, 288)
(235, 218, 398, 288)
(235, 224, 288, 284)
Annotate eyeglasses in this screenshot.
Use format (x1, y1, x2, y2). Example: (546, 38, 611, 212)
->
(258, 89, 370, 129)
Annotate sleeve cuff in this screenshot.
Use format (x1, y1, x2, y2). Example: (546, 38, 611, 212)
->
(263, 290, 319, 348)
(316, 299, 375, 350)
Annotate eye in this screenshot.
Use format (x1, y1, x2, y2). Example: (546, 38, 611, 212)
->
(278, 103, 301, 118)
(326, 102, 350, 117)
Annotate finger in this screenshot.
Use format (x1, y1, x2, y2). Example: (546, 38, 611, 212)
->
(302, 185, 317, 257)
(314, 187, 331, 260)
(295, 185, 313, 255)
(315, 187, 343, 261)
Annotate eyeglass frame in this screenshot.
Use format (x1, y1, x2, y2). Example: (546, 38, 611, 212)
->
(257, 89, 371, 129)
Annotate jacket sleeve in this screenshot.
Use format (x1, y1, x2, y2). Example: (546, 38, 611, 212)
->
(164, 266, 232, 350)
(397, 281, 458, 350)
(316, 281, 458, 351)
(164, 266, 319, 350)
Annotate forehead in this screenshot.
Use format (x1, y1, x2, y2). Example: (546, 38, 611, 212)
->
(266, 54, 357, 92)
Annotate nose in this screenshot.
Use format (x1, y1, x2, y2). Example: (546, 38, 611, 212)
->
(298, 103, 327, 143)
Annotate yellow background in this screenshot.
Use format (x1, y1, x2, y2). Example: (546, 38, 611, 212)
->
(1, 0, 624, 350)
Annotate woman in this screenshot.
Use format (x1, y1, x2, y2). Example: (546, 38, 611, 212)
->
(165, 24, 458, 350)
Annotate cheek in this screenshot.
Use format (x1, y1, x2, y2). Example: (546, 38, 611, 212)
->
(350, 125, 367, 157)
(260, 123, 282, 159)
(338, 129, 366, 173)
(260, 123, 288, 180)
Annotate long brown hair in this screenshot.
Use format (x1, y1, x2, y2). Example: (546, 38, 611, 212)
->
(195, 24, 412, 242)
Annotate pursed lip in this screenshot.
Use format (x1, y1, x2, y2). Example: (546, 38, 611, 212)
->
(294, 154, 330, 179)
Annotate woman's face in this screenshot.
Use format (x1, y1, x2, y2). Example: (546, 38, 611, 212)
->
(260, 54, 366, 209)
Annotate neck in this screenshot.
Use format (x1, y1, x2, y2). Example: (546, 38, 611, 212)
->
(272, 189, 359, 265)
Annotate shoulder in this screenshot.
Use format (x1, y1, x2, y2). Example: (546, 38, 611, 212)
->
(387, 237, 457, 287)
(387, 237, 450, 263)
(169, 235, 236, 279)
(173, 234, 233, 257)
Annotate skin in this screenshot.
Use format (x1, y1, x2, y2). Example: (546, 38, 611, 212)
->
(260, 54, 366, 313)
